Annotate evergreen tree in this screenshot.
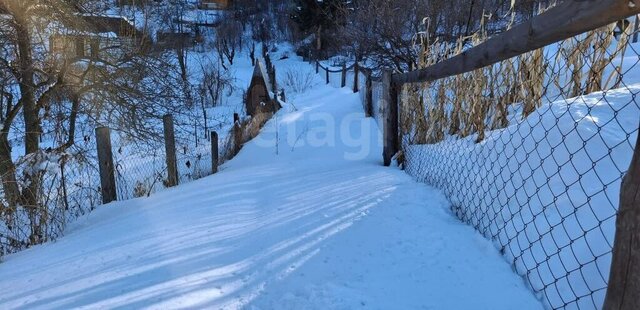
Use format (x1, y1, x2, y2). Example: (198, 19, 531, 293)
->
(291, 0, 347, 36)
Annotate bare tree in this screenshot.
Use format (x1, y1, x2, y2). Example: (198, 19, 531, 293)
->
(0, 0, 185, 246)
(216, 14, 242, 69)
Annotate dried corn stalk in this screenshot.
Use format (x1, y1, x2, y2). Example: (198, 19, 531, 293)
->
(585, 24, 615, 94)
(492, 58, 517, 130)
(519, 48, 545, 119)
(426, 82, 446, 143)
(603, 21, 631, 90)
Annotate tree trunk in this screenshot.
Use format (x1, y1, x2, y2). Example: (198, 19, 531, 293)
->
(0, 132, 20, 212)
(316, 25, 322, 51)
(15, 13, 44, 244)
(15, 17, 40, 156)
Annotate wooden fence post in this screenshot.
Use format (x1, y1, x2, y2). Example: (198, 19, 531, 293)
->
(265, 54, 272, 73)
(353, 62, 359, 93)
(325, 67, 329, 84)
(341, 63, 347, 88)
(316, 61, 319, 74)
(633, 15, 639, 43)
(233, 113, 242, 156)
(211, 131, 219, 174)
(95, 127, 117, 204)
(365, 72, 373, 117)
(163, 114, 178, 187)
(271, 65, 277, 94)
(262, 42, 267, 59)
(382, 70, 399, 166)
(603, 123, 640, 310)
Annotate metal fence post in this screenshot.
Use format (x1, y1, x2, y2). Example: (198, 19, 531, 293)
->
(163, 114, 178, 187)
(95, 127, 117, 204)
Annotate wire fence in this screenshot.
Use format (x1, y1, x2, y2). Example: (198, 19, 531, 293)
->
(110, 128, 219, 201)
(0, 57, 278, 259)
(397, 17, 640, 310)
(0, 118, 228, 258)
(312, 6, 640, 310)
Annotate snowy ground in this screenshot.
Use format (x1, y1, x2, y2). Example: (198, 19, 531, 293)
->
(0, 61, 542, 309)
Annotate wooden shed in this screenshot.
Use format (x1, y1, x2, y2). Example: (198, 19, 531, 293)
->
(246, 61, 279, 116)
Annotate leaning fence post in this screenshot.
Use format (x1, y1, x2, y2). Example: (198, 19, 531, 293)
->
(382, 70, 399, 166)
(365, 71, 373, 117)
(95, 127, 117, 204)
(325, 67, 329, 84)
(603, 121, 640, 310)
(163, 114, 178, 187)
(211, 131, 219, 174)
(341, 63, 347, 88)
(353, 62, 359, 93)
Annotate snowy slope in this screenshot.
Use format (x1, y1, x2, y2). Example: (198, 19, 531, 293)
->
(404, 79, 640, 309)
(0, 59, 542, 309)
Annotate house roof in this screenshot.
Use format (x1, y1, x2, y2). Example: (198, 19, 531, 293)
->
(64, 14, 144, 38)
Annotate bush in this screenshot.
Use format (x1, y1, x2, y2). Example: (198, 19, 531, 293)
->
(280, 68, 315, 94)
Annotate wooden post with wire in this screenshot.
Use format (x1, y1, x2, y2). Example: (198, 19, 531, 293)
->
(633, 15, 639, 43)
(211, 131, 219, 174)
(233, 113, 242, 156)
(95, 126, 117, 204)
(353, 62, 359, 93)
(271, 65, 277, 94)
(325, 66, 329, 84)
(603, 120, 640, 310)
(163, 114, 178, 187)
(365, 71, 373, 117)
(382, 70, 399, 166)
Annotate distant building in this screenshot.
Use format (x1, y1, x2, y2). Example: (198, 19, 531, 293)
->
(199, 0, 232, 10)
(50, 15, 146, 62)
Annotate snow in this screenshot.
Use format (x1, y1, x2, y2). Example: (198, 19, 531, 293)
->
(0, 57, 541, 309)
(401, 39, 640, 309)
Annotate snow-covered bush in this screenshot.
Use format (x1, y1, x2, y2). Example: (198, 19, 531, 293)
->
(280, 68, 315, 95)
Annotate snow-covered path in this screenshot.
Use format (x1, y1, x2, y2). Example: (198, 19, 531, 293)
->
(0, 76, 542, 309)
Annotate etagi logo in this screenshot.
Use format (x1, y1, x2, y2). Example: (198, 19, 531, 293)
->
(252, 111, 383, 161)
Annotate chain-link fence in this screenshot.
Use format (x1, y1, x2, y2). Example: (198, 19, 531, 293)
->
(311, 5, 640, 309)
(0, 57, 279, 259)
(397, 16, 640, 310)
(0, 116, 230, 258)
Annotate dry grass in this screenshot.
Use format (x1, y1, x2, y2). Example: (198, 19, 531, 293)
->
(402, 15, 630, 145)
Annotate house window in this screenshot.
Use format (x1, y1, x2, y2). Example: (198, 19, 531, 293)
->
(90, 39, 99, 59)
